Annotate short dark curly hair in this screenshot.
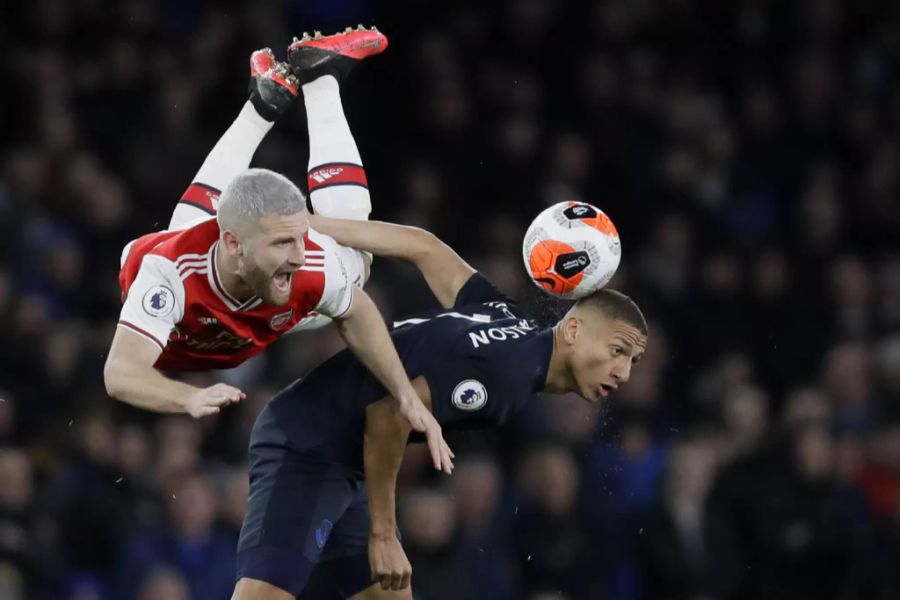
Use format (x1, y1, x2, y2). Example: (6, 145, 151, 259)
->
(575, 289, 648, 335)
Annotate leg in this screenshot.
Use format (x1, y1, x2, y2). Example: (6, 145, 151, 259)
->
(168, 50, 297, 230)
(286, 29, 387, 332)
(301, 74, 373, 302)
(300, 479, 412, 600)
(232, 577, 295, 600)
(289, 28, 387, 223)
(235, 406, 361, 598)
(349, 584, 413, 600)
(302, 74, 372, 221)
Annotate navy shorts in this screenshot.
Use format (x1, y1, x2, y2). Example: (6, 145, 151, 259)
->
(236, 406, 376, 598)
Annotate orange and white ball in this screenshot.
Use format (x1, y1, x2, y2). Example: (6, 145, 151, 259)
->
(522, 201, 621, 299)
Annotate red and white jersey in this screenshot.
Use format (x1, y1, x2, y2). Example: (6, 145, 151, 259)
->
(117, 216, 354, 371)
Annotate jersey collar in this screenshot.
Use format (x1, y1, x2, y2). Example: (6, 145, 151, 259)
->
(208, 241, 263, 312)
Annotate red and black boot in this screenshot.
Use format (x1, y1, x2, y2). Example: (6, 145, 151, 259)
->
(248, 48, 299, 122)
(287, 25, 388, 84)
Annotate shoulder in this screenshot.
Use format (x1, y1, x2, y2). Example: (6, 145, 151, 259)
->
(452, 272, 524, 313)
(304, 227, 332, 252)
(120, 220, 218, 298)
(151, 217, 219, 261)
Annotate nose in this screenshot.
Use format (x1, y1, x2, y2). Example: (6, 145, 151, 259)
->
(289, 241, 305, 267)
(612, 359, 632, 384)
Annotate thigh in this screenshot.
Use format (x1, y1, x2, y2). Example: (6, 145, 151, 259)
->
(237, 425, 359, 596)
(299, 483, 405, 600)
(232, 577, 296, 600)
(349, 585, 413, 600)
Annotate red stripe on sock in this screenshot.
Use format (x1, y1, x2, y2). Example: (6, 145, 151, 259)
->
(307, 163, 368, 193)
(179, 183, 221, 214)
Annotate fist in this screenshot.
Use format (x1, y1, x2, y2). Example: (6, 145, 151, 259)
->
(369, 534, 412, 591)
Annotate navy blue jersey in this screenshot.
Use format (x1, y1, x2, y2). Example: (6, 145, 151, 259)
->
(261, 273, 554, 470)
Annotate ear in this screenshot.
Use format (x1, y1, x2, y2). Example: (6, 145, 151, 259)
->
(562, 315, 581, 346)
(221, 230, 243, 257)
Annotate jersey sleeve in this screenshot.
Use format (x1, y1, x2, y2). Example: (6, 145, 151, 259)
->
(117, 255, 185, 351)
(310, 232, 355, 320)
(453, 273, 515, 308)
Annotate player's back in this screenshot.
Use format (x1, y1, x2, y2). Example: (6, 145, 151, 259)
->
(262, 273, 554, 469)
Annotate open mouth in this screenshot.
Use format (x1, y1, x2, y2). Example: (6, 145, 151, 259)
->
(597, 383, 616, 398)
(272, 271, 293, 293)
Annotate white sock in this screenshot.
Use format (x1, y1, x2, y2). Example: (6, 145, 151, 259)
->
(303, 75, 371, 220)
(169, 102, 273, 229)
(193, 101, 273, 190)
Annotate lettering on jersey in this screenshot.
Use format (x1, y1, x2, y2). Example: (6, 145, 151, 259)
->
(142, 286, 175, 318)
(270, 309, 294, 331)
(393, 311, 491, 330)
(170, 327, 254, 353)
(468, 319, 537, 348)
(452, 379, 488, 411)
(198, 316, 218, 326)
(484, 301, 517, 320)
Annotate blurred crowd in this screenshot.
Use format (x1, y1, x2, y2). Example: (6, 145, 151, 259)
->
(1, 0, 899, 599)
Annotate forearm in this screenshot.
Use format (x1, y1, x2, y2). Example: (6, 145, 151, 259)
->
(104, 360, 199, 413)
(310, 216, 430, 263)
(364, 400, 412, 536)
(312, 216, 474, 307)
(336, 291, 417, 403)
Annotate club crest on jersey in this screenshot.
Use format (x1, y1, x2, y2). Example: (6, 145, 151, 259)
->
(270, 309, 295, 331)
(142, 286, 175, 317)
(452, 379, 488, 411)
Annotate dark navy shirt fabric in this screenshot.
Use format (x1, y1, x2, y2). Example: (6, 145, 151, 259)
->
(264, 273, 554, 470)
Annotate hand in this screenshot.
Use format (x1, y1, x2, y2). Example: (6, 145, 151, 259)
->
(398, 396, 454, 474)
(369, 533, 411, 591)
(184, 383, 245, 418)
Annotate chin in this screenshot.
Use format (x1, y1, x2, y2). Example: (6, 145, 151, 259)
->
(267, 293, 291, 306)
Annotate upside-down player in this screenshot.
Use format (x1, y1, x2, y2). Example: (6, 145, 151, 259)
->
(231, 216, 648, 599)
(103, 28, 452, 472)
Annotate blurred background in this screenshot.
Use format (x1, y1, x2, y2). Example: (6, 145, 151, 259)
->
(1, 0, 899, 599)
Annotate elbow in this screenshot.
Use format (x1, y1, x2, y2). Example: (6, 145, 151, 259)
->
(408, 227, 441, 263)
(103, 358, 129, 401)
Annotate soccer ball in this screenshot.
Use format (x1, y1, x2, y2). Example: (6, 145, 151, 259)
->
(522, 201, 621, 299)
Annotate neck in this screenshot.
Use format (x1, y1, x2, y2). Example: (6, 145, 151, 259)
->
(543, 324, 576, 394)
(215, 241, 255, 302)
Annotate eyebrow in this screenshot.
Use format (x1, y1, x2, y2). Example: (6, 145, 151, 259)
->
(612, 335, 647, 357)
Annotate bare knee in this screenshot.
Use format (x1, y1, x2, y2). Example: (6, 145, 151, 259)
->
(232, 577, 295, 600)
(349, 583, 413, 600)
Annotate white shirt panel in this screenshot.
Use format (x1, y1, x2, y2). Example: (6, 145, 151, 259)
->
(118, 255, 187, 348)
(307, 228, 354, 320)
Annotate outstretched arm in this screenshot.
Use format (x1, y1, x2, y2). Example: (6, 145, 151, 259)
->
(364, 376, 432, 591)
(309, 216, 475, 308)
(335, 288, 454, 474)
(104, 328, 245, 417)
